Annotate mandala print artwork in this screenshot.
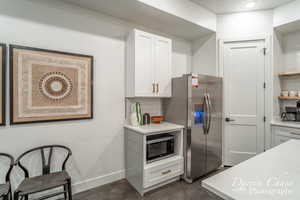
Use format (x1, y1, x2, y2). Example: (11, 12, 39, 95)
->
(10, 45, 93, 124)
(0, 44, 5, 125)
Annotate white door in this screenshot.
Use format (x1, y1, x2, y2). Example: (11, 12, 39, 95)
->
(223, 40, 265, 166)
(135, 30, 155, 97)
(154, 36, 172, 97)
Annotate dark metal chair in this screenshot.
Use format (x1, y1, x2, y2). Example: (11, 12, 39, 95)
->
(0, 153, 14, 200)
(14, 145, 72, 200)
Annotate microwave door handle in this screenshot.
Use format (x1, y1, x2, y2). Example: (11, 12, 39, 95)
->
(147, 136, 174, 144)
(206, 93, 212, 134)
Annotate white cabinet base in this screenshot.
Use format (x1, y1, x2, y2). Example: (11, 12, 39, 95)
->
(124, 125, 184, 196)
(272, 124, 300, 147)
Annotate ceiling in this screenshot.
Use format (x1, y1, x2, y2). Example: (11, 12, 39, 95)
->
(62, 0, 213, 40)
(191, 0, 294, 14)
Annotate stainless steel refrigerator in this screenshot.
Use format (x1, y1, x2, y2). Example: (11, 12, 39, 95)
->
(163, 74, 222, 183)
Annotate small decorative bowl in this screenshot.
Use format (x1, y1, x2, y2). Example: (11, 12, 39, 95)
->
(151, 116, 164, 124)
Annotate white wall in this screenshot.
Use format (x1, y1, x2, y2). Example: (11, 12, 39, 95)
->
(217, 10, 274, 39)
(282, 31, 300, 71)
(274, 0, 300, 28)
(0, 0, 191, 193)
(173, 39, 192, 77)
(138, 0, 217, 31)
(216, 10, 274, 80)
(212, 10, 274, 78)
(192, 34, 217, 76)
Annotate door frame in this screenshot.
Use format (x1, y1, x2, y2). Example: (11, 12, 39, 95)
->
(218, 35, 272, 164)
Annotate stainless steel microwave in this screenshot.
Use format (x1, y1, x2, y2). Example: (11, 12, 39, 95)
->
(146, 133, 175, 163)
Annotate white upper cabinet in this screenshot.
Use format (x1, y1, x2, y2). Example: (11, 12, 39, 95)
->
(134, 31, 154, 97)
(126, 29, 172, 97)
(154, 35, 172, 97)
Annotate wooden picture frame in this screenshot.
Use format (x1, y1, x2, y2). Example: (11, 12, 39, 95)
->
(0, 43, 6, 125)
(10, 45, 93, 124)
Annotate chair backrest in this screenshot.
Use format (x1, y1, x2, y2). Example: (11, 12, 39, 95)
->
(0, 153, 14, 183)
(15, 145, 72, 178)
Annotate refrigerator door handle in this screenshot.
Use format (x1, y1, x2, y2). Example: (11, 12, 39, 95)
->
(206, 93, 212, 134)
(202, 94, 207, 134)
(203, 93, 210, 134)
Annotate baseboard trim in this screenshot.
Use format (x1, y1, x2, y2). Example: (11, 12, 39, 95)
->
(72, 170, 125, 194)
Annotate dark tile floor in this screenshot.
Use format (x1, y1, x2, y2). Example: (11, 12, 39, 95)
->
(72, 169, 226, 200)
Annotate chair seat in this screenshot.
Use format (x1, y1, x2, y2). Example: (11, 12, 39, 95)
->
(16, 171, 70, 195)
(0, 183, 9, 197)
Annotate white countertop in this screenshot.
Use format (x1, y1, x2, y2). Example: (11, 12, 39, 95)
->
(271, 119, 300, 129)
(124, 122, 184, 135)
(202, 140, 300, 200)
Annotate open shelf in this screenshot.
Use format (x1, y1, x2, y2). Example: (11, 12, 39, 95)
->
(278, 72, 300, 77)
(278, 96, 300, 100)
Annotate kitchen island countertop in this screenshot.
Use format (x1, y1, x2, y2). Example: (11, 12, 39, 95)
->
(202, 140, 300, 200)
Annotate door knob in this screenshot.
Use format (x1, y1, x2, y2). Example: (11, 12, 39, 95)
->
(225, 117, 235, 122)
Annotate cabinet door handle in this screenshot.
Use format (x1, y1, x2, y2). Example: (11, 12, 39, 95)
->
(161, 170, 171, 175)
(156, 83, 159, 93)
(152, 83, 155, 93)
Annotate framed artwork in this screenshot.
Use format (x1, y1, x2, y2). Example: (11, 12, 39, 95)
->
(10, 45, 93, 124)
(0, 43, 6, 125)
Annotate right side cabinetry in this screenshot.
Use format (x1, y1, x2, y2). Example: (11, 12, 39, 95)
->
(272, 125, 300, 147)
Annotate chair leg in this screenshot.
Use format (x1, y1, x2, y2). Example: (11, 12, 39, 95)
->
(64, 185, 68, 200)
(67, 179, 72, 200)
(24, 195, 28, 200)
(13, 192, 19, 200)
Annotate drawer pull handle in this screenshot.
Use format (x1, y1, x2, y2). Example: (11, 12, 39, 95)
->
(161, 170, 172, 175)
(290, 132, 299, 135)
(152, 83, 155, 93)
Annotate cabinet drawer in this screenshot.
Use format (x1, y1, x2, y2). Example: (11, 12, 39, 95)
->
(144, 157, 183, 188)
(274, 135, 294, 146)
(272, 126, 300, 147)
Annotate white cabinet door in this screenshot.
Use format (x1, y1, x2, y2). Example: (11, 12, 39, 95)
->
(134, 30, 155, 97)
(154, 36, 172, 97)
(126, 29, 172, 97)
